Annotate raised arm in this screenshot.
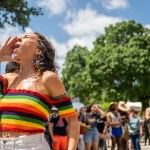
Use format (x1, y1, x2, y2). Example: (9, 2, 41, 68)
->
(0, 36, 19, 62)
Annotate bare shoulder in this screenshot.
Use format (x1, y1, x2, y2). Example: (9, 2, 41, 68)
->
(42, 71, 63, 86)
(42, 71, 67, 99)
(1, 73, 17, 87)
(106, 112, 111, 118)
(2, 73, 17, 81)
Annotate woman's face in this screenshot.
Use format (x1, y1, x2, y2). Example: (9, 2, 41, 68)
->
(80, 107, 86, 113)
(91, 104, 98, 112)
(110, 104, 118, 111)
(13, 33, 39, 62)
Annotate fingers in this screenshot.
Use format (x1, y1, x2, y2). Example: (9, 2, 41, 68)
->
(4, 37, 11, 45)
(8, 37, 18, 47)
(4, 36, 18, 50)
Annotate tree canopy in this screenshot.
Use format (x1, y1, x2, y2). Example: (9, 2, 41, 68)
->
(62, 20, 150, 107)
(0, 0, 42, 29)
(62, 45, 90, 103)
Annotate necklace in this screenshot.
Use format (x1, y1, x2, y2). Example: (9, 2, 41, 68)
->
(17, 71, 37, 79)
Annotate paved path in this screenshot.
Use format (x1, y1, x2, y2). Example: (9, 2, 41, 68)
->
(140, 142, 150, 150)
(106, 139, 150, 150)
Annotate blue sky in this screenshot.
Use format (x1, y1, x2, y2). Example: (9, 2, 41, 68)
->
(0, 0, 150, 75)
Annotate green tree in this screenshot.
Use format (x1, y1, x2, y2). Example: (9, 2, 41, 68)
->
(62, 20, 150, 108)
(62, 45, 90, 103)
(86, 20, 150, 106)
(0, 0, 42, 29)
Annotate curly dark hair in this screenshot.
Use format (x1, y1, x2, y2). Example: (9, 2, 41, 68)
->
(33, 32, 58, 74)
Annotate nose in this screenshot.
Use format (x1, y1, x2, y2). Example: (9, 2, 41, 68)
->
(17, 36, 22, 42)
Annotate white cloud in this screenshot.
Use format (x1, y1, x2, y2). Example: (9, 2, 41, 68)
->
(56, 7, 126, 74)
(54, 7, 125, 73)
(24, 28, 34, 33)
(49, 34, 96, 75)
(50, 37, 68, 58)
(0, 25, 21, 45)
(50, 33, 95, 60)
(36, 0, 68, 15)
(65, 9, 76, 20)
(67, 35, 95, 50)
(0, 26, 34, 45)
(62, 7, 123, 37)
(145, 24, 150, 29)
(102, 0, 129, 10)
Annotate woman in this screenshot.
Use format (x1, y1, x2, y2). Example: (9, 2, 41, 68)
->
(0, 32, 79, 150)
(77, 107, 86, 150)
(96, 105, 107, 150)
(106, 102, 123, 150)
(118, 101, 130, 150)
(80, 104, 103, 150)
(129, 109, 142, 150)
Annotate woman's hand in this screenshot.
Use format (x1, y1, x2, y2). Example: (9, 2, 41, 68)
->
(88, 118, 96, 123)
(86, 125, 92, 129)
(0, 37, 19, 62)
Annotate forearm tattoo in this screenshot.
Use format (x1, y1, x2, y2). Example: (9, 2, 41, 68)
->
(52, 93, 68, 100)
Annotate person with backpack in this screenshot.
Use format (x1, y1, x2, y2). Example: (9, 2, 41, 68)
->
(49, 107, 68, 150)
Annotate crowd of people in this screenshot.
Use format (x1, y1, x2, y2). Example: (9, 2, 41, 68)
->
(43, 101, 150, 150)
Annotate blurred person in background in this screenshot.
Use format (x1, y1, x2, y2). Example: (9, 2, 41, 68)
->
(5, 62, 20, 73)
(96, 104, 107, 150)
(80, 104, 103, 150)
(143, 116, 150, 145)
(144, 100, 150, 145)
(129, 109, 142, 150)
(44, 106, 58, 149)
(118, 101, 130, 150)
(49, 107, 68, 150)
(145, 100, 150, 120)
(77, 107, 86, 150)
(107, 102, 123, 150)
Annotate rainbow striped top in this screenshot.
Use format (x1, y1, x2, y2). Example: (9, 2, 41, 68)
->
(0, 75, 76, 133)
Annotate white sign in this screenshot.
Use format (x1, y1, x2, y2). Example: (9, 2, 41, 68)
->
(71, 97, 84, 110)
(71, 97, 80, 103)
(127, 102, 142, 112)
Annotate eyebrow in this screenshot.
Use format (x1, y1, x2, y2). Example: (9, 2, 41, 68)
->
(24, 34, 38, 39)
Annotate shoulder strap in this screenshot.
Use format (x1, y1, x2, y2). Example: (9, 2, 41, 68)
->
(110, 112, 113, 117)
(62, 118, 68, 126)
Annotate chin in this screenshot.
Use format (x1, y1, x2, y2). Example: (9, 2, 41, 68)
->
(14, 56, 20, 61)
(13, 55, 18, 59)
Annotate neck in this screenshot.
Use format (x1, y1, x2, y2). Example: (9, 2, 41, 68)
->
(19, 62, 36, 76)
(89, 112, 93, 115)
